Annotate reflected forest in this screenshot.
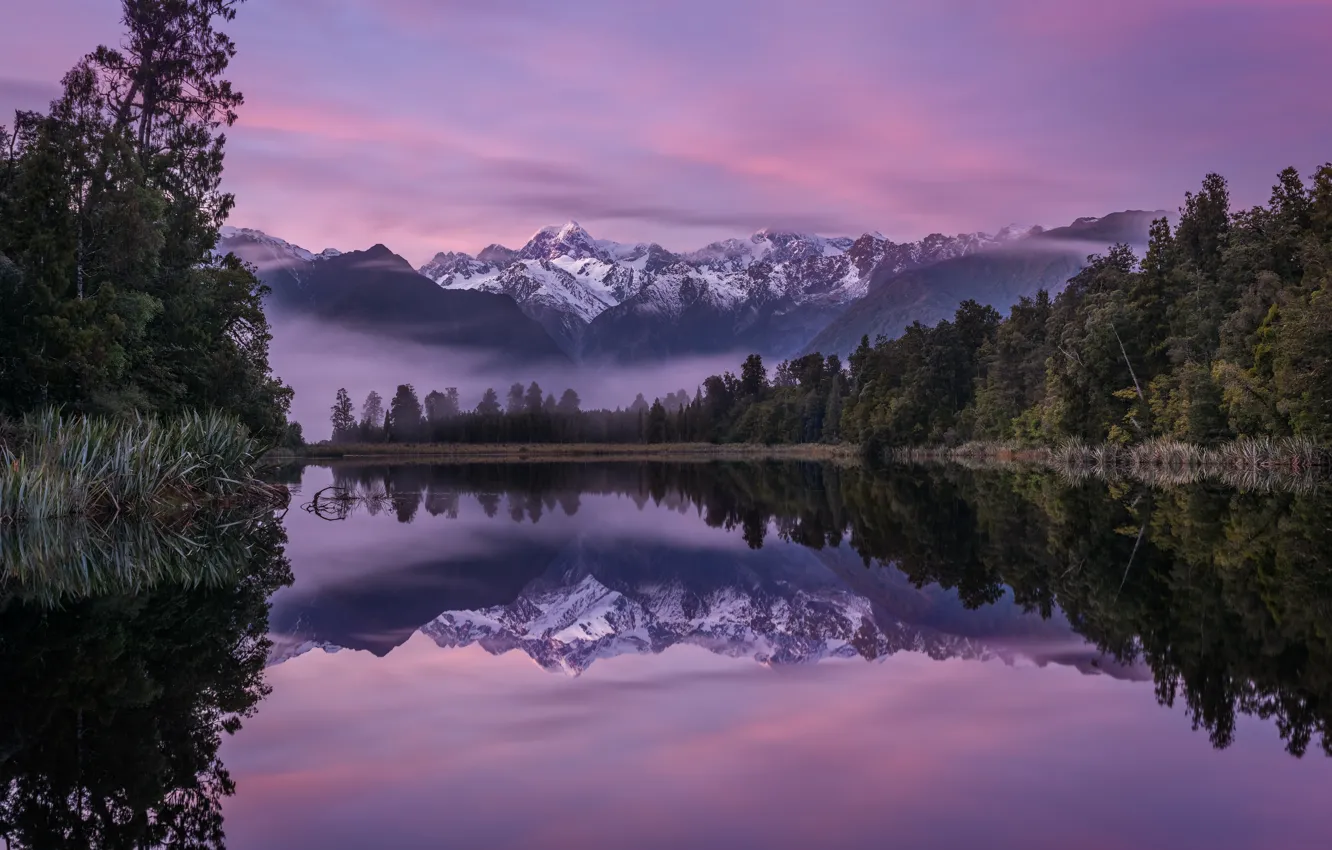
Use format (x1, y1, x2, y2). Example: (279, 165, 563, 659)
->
(309, 460, 1332, 758)
(0, 514, 292, 849)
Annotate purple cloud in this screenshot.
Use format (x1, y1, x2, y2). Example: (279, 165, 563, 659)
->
(2, 0, 1329, 263)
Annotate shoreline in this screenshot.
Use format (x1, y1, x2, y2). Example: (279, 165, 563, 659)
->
(290, 442, 859, 464)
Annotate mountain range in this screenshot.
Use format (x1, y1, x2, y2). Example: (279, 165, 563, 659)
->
(220, 211, 1160, 365)
(270, 535, 1142, 680)
(218, 227, 568, 364)
(418, 220, 1043, 360)
(807, 211, 1162, 355)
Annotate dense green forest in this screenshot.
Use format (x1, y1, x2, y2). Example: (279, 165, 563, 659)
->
(334, 164, 1331, 451)
(842, 167, 1332, 448)
(0, 0, 291, 442)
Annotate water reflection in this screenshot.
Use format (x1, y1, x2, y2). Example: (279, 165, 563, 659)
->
(0, 514, 291, 848)
(275, 461, 1332, 758)
(5, 460, 1332, 849)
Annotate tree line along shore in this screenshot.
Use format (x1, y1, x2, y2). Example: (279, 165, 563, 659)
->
(3, 2, 1331, 520)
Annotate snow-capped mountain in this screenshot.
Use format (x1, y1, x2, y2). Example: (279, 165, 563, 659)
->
(215, 227, 569, 363)
(419, 221, 1041, 360)
(807, 211, 1161, 356)
(216, 225, 342, 293)
(419, 572, 987, 675)
(268, 529, 1138, 679)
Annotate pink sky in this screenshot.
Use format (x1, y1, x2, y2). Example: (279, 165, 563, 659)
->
(3, 0, 1331, 264)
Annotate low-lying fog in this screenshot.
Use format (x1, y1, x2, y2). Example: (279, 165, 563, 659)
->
(270, 318, 747, 441)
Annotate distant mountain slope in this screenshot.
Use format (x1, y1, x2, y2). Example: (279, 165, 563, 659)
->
(218, 227, 568, 363)
(420, 221, 1034, 361)
(807, 211, 1163, 355)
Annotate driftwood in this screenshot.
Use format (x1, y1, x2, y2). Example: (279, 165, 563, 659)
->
(300, 486, 394, 520)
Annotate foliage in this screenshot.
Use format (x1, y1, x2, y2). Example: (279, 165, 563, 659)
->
(0, 510, 291, 848)
(0, 408, 277, 523)
(842, 165, 1332, 452)
(0, 0, 291, 441)
(327, 351, 851, 447)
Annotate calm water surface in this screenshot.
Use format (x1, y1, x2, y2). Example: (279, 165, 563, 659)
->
(3, 461, 1331, 849)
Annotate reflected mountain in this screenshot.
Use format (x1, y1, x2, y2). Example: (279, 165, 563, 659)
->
(273, 463, 1123, 677)
(276, 460, 1332, 757)
(419, 541, 1132, 677)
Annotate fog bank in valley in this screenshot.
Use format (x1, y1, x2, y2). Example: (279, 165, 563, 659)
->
(270, 318, 745, 440)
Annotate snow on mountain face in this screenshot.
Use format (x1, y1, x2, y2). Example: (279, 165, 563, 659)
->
(418, 573, 985, 676)
(418, 221, 1037, 359)
(216, 226, 342, 286)
(517, 220, 611, 263)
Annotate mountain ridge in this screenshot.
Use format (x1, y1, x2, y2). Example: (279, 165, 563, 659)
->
(216, 228, 569, 363)
(806, 210, 1164, 355)
(419, 220, 1041, 360)
(220, 210, 1161, 365)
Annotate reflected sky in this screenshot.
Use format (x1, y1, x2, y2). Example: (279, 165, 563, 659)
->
(219, 462, 1332, 849)
(224, 638, 1332, 850)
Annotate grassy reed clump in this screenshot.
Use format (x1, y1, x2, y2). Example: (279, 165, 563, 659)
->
(0, 409, 282, 523)
(0, 517, 242, 605)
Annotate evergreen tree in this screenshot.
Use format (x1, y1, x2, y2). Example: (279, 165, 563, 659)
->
(524, 382, 544, 414)
(476, 388, 502, 416)
(646, 399, 668, 443)
(330, 387, 356, 442)
(740, 354, 767, 397)
(387, 384, 423, 441)
(361, 390, 384, 430)
(425, 388, 460, 423)
(506, 383, 525, 415)
(0, 0, 291, 438)
(557, 389, 581, 414)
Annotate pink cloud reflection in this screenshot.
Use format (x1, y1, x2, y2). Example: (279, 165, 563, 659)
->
(220, 636, 1332, 850)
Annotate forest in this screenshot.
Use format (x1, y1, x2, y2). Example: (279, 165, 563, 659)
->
(0, 0, 293, 445)
(332, 165, 1331, 454)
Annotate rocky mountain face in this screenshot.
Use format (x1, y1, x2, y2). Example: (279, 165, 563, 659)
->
(420, 572, 985, 675)
(217, 227, 568, 364)
(419, 221, 1037, 361)
(807, 211, 1164, 356)
(221, 210, 1158, 366)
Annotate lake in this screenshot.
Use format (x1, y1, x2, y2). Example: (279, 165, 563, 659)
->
(3, 460, 1331, 849)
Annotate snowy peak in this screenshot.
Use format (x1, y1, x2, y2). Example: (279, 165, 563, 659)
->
(518, 220, 610, 263)
(217, 226, 342, 263)
(215, 227, 341, 286)
(749, 229, 855, 264)
(414, 218, 1050, 360)
(419, 572, 986, 676)
(994, 223, 1043, 242)
(478, 243, 518, 266)
(419, 250, 495, 285)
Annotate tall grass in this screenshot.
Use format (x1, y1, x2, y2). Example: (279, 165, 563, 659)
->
(0, 517, 252, 606)
(0, 409, 283, 523)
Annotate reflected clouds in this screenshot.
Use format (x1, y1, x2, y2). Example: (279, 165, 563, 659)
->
(223, 638, 1332, 850)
